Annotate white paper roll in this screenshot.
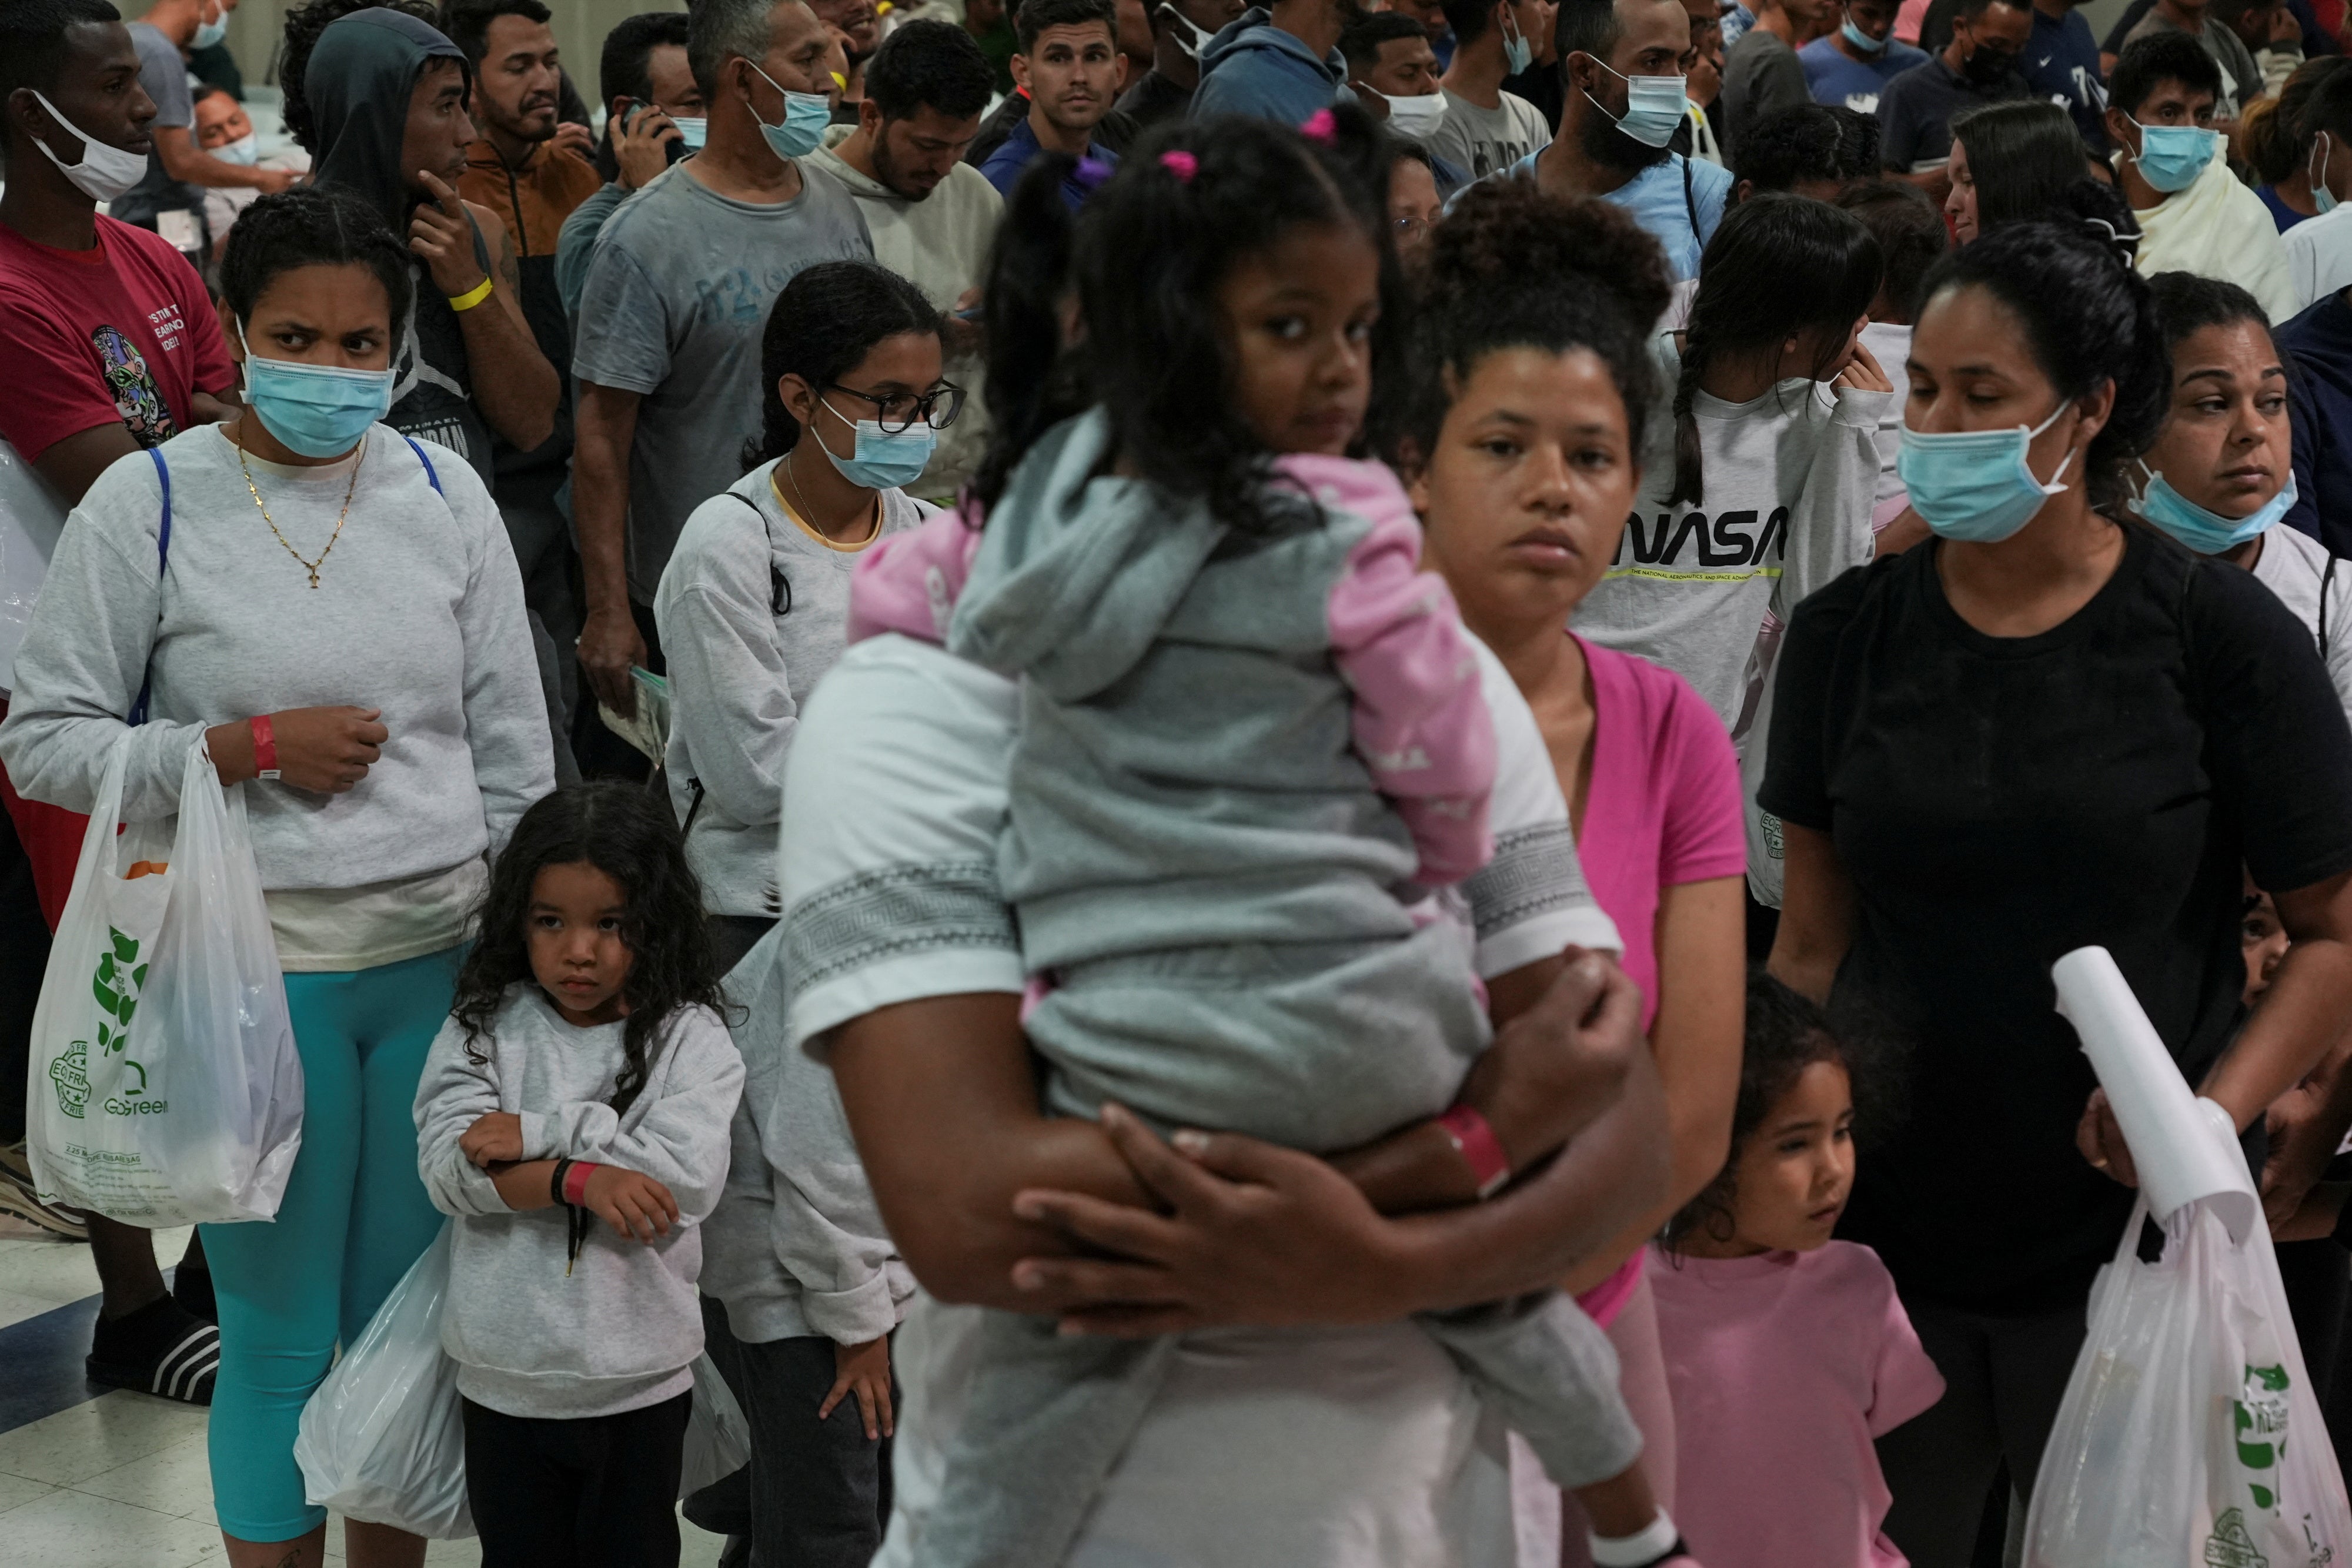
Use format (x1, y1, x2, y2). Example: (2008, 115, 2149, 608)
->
(2052, 945, 2259, 1243)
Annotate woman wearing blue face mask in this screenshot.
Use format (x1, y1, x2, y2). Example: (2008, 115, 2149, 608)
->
(0, 183, 554, 1568)
(652, 258, 948, 975)
(1759, 216, 2352, 1565)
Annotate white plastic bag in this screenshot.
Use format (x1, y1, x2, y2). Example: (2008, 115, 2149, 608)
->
(2024, 1195, 2352, 1567)
(24, 730, 303, 1225)
(295, 1225, 474, 1538)
(679, 1352, 751, 1500)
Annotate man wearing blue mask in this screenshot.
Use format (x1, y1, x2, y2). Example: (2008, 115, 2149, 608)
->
(2109, 30, 2297, 319)
(1874, 0, 2030, 198)
(1191, 0, 1359, 121)
(0, 0, 243, 1413)
(570, 0, 873, 730)
(1461, 0, 1732, 282)
(1719, 0, 1826, 151)
(1799, 0, 1929, 113)
(112, 0, 294, 265)
(1429, 0, 1553, 179)
(553, 12, 706, 320)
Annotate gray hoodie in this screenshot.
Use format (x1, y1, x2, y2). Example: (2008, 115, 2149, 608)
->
(1190, 5, 1349, 124)
(413, 985, 746, 1419)
(699, 924, 914, 1346)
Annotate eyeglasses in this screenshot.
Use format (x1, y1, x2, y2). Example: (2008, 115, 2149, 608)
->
(1394, 214, 1432, 242)
(826, 381, 966, 434)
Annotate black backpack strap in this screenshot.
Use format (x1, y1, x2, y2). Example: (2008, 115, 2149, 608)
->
(2323, 550, 2338, 657)
(723, 490, 790, 616)
(127, 447, 173, 727)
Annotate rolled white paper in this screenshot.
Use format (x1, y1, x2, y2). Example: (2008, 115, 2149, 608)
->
(2052, 945, 2260, 1243)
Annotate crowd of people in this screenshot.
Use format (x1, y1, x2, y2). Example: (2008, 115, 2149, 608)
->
(5, 0, 2352, 1563)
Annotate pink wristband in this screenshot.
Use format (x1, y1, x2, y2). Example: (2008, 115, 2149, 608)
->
(1437, 1105, 1512, 1199)
(561, 1160, 599, 1205)
(249, 714, 280, 780)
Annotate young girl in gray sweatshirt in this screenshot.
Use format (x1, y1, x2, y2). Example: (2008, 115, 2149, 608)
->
(412, 784, 744, 1567)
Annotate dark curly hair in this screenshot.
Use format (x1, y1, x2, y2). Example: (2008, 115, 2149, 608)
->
(1913, 217, 2172, 514)
(1670, 193, 1881, 506)
(970, 103, 1401, 533)
(279, 0, 444, 153)
(742, 259, 943, 472)
(453, 784, 726, 1119)
(1661, 969, 1898, 1255)
(220, 184, 417, 332)
(1389, 176, 1669, 469)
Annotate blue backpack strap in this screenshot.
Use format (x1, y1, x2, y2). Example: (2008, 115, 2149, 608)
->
(127, 447, 172, 727)
(402, 433, 443, 494)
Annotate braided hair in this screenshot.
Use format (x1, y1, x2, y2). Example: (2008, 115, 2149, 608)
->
(219, 183, 417, 332)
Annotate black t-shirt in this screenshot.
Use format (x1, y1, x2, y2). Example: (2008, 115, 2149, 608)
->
(1760, 526, 2352, 1312)
(1875, 54, 2030, 170)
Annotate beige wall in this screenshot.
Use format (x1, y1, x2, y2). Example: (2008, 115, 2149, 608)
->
(201, 0, 684, 112)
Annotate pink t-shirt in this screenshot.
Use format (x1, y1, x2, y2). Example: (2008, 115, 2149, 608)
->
(1568, 638, 1745, 1325)
(1648, 1242, 1947, 1568)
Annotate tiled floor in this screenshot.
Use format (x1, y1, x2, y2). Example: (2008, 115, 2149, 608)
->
(0, 1218, 730, 1567)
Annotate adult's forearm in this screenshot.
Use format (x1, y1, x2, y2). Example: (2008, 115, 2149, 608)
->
(456, 307, 558, 451)
(571, 386, 638, 613)
(2208, 937, 2352, 1131)
(1383, 1049, 1672, 1313)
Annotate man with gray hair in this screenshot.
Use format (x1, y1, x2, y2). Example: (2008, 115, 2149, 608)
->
(570, 0, 873, 723)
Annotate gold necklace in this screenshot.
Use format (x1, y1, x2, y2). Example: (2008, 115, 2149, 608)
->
(781, 446, 880, 547)
(237, 427, 363, 589)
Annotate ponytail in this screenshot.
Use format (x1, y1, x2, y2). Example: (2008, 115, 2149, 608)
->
(1668, 329, 1711, 509)
(970, 153, 1088, 513)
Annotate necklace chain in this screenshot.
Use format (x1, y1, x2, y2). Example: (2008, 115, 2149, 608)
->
(237, 427, 363, 589)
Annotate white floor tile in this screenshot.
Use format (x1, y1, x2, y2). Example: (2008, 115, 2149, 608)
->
(0, 1285, 64, 1332)
(0, 1485, 226, 1567)
(0, 1238, 108, 1308)
(0, 1390, 209, 1487)
(0, 1470, 58, 1517)
(73, 1430, 218, 1525)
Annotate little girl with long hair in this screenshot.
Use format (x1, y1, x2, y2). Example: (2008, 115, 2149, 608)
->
(851, 108, 1688, 1568)
(1651, 972, 1943, 1567)
(412, 783, 745, 1568)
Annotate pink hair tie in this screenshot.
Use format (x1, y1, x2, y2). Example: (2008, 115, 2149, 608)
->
(1159, 150, 1198, 181)
(1299, 108, 1337, 143)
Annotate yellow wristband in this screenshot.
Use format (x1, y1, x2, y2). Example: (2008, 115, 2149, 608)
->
(447, 276, 495, 312)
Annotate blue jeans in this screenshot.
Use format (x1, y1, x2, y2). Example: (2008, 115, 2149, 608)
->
(201, 945, 461, 1542)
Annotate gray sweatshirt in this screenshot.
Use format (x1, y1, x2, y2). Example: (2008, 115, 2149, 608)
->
(653, 462, 927, 917)
(0, 424, 554, 888)
(699, 923, 914, 1346)
(413, 985, 746, 1419)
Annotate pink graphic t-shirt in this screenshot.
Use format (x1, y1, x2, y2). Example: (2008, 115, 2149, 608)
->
(1570, 636, 1745, 1325)
(1649, 1242, 1947, 1567)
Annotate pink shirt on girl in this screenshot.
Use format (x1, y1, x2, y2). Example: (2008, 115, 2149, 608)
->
(1648, 1242, 1947, 1567)
(1569, 636, 1746, 1325)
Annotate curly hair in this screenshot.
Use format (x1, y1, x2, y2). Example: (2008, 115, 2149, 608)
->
(219, 184, 417, 332)
(279, 0, 443, 152)
(1913, 216, 2171, 514)
(1389, 175, 1669, 467)
(969, 103, 1400, 534)
(452, 784, 726, 1119)
(1661, 969, 1900, 1255)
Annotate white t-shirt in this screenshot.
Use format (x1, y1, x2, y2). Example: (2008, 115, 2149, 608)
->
(2249, 523, 2352, 726)
(1425, 89, 1553, 182)
(2282, 203, 2352, 319)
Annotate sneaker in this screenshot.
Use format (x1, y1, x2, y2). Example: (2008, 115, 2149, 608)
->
(0, 1142, 87, 1242)
(87, 1294, 219, 1405)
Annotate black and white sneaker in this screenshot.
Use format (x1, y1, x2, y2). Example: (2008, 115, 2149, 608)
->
(86, 1295, 219, 1405)
(0, 1142, 87, 1242)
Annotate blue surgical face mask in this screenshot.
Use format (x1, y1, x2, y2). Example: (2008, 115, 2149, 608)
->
(190, 4, 229, 49)
(1896, 399, 2076, 543)
(236, 319, 394, 459)
(1840, 16, 1886, 51)
(1502, 12, 1534, 75)
(2136, 464, 2298, 554)
(2129, 117, 2220, 194)
(1587, 62, 1689, 149)
(2313, 132, 2338, 215)
(746, 63, 831, 162)
(215, 131, 260, 166)
(812, 395, 936, 490)
(671, 115, 708, 151)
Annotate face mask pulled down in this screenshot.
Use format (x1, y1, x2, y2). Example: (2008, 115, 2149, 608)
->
(29, 92, 149, 202)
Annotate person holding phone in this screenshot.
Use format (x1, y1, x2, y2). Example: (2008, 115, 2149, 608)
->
(557, 12, 711, 319)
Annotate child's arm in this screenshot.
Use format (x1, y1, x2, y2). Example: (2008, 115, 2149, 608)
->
(413, 1018, 517, 1218)
(759, 1024, 908, 1347)
(1307, 457, 1497, 887)
(553, 1010, 748, 1222)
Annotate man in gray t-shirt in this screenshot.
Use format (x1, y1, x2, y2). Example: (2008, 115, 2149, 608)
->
(569, 0, 872, 719)
(111, 1, 292, 255)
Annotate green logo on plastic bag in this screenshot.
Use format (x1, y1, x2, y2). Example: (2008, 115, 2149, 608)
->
(2205, 1507, 2271, 1568)
(47, 1039, 91, 1119)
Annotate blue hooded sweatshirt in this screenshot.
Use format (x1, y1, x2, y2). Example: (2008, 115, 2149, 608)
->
(1190, 6, 1348, 125)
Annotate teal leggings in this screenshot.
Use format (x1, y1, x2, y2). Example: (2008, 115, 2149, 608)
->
(201, 946, 461, 1542)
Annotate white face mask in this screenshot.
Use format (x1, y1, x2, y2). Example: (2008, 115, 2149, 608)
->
(1381, 91, 1448, 140)
(1158, 2, 1218, 59)
(215, 131, 260, 166)
(29, 91, 150, 202)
